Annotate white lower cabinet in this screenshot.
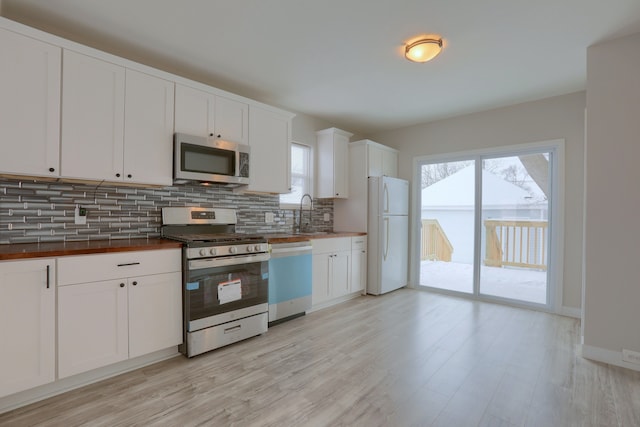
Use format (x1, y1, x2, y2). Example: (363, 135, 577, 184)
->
(351, 236, 367, 294)
(128, 272, 182, 358)
(57, 250, 182, 378)
(58, 279, 129, 378)
(0, 259, 56, 398)
(312, 237, 365, 308)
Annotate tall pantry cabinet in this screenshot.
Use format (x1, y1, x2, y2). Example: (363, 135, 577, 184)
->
(333, 139, 399, 232)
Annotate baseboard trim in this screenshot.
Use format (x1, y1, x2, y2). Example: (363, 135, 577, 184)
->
(558, 306, 581, 319)
(581, 344, 640, 372)
(0, 347, 180, 415)
(308, 292, 362, 313)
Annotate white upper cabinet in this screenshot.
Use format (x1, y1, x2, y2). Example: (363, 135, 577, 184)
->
(123, 69, 175, 186)
(333, 139, 399, 232)
(247, 105, 294, 194)
(368, 143, 398, 177)
(215, 95, 249, 145)
(316, 128, 353, 198)
(175, 84, 248, 145)
(61, 50, 174, 185)
(0, 28, 61, 178)
(2, 19, 297, 186)
(174, 84, 214, 136)
(61, 50, 126, 181)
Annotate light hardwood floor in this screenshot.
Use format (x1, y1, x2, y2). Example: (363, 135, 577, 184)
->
(1, 289, 639, 426)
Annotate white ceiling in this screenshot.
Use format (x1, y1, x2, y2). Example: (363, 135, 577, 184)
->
(3, 0, 640, 135)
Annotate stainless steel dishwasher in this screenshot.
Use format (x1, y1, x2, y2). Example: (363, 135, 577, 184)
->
(268, 241, 313, 325)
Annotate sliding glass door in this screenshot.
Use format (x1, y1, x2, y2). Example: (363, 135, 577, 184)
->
(479, 154, 550, 304)
(419, 160, 475, 294)
(417, 143, 559, 310)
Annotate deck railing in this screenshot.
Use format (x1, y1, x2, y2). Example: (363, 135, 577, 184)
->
(484, 219, 548, 270)
(421, 219, 453, 262)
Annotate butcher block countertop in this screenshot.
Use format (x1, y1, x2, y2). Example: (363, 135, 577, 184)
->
(0, 238, 183, 261)
(265, 231, 366, 244)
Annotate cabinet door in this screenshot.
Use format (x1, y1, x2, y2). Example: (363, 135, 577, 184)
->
(0, 259, 55, 398)
(215, 95, 248, 144)
(312, 252, 331, 305)
(351, 247, 367, 294)
(174, 84, 215, 136)
(317, 133, 349, 198)
(368, 145, 383, 177)
(331, 252, 351, 298)
(382, 150, 398, 177)
(61, 50, 125, 181)
(123, 69, 175, 185)
(0, 29, 61, 178)
(248, 105, 291, 193)
(128, 272, 182, 358)
(333, 137, 349, 198)
(58, 279, 128, 378)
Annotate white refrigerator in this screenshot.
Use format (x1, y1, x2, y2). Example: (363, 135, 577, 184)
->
(367, 176, 409, 295)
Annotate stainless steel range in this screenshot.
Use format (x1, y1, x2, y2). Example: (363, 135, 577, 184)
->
(161, 207, 269, 357)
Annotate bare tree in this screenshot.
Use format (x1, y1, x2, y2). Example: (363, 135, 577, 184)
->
(421, 161, 472, 188)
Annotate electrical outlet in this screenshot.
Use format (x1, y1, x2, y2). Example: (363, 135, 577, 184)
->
(74, 205, 87, 225)
(265, 212, 275, 223)
(622, 349, 640, 365)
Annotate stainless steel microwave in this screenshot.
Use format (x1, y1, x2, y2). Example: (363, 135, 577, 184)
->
(174, 133, 250, 185)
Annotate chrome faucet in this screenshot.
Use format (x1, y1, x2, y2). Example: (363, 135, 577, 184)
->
(297, 193, 313, 233)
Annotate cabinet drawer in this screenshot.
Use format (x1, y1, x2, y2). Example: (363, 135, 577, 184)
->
(311, 237, 351, 254)
(58, 249, 181, 286)
(352, 236, 367, 250)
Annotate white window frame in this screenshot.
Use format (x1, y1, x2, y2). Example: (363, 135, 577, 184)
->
(280, 141, 314, 210)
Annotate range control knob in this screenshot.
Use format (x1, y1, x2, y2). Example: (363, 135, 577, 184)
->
(229, 246, 237, 254)
(246, 245, 254, 253)
(209, 248, 217, 256)
(254, 245, 262, 252)
(199, 249, 208, 256)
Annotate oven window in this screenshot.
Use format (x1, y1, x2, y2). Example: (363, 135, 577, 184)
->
(186, 261, 268, 322)
(182, 143, 235, 176)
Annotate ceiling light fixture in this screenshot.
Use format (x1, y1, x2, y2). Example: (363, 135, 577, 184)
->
(405, 37, 443, 63)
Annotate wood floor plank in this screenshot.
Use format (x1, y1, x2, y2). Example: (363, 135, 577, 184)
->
(1, 289, 639, 426)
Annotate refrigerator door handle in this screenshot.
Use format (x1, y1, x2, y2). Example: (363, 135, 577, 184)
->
(383, 217, 390, 261)
(383, 183, 389, 214)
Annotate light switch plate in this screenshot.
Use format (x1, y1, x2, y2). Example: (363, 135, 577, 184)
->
(324, 213, 330, 222)
(265, 212, 275, 223)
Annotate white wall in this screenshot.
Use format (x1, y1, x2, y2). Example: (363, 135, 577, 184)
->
(291, 114, 333, 149)
(583, 32, 640, 370)
(371, 92, 586, 313)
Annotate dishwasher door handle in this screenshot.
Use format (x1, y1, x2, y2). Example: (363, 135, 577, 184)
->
(271, 246, 312, 257)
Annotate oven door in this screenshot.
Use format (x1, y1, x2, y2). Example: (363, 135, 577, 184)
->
(185, 254, 268, 332)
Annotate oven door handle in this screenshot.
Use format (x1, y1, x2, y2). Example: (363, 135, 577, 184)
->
(188, 253, 270, 270)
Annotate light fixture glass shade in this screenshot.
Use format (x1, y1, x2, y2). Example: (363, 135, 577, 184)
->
(405, 38, 443, 63)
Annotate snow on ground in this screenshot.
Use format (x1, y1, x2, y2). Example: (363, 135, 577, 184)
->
(420, 260, 547, 304)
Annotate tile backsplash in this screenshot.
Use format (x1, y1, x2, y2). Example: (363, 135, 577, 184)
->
(0, 178, 333, 245)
